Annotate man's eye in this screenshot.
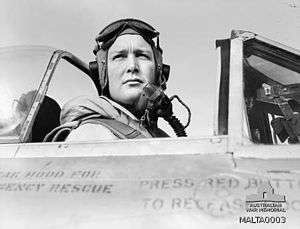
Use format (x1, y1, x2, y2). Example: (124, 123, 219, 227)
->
(113, 54, 125, 60)
(137, 53, 150, 59)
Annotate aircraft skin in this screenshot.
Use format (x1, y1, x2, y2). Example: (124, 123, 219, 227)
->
(0, 31, 300, 228)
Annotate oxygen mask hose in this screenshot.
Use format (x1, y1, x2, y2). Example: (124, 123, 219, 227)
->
(164, 115, 187, 137)
(137, 83, 191, 137)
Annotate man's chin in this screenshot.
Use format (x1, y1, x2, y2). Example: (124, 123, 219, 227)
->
(118, 89, 142, 105)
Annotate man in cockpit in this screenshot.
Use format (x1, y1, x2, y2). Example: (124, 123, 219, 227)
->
(46, 18, 173, 141)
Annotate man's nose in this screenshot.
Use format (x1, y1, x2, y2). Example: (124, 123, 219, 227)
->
(126, 55, 139, 73)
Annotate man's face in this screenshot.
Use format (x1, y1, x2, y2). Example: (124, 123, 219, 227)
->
(107, 34, 155, 107)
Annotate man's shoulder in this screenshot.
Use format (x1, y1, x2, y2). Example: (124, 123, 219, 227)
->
(66, 123, 118, 141)
(60, 95, 118, 124)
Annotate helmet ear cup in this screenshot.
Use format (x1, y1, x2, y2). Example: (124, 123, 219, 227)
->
(153, 47, 170, 90)
(96, 49, 109, 94)
(162, 64, 170, 81)
(160, 64, 170, 90)
(89, 61, 101, 95)
(89, 49, 109, 96)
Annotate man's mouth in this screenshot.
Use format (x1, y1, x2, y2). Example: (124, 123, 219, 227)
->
(123, 78, 144, 84)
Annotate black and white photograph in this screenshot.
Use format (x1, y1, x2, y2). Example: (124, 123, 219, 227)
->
(0, 0, 300, 228)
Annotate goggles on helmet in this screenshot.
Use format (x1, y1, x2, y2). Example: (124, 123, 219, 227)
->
(94, 18, 161, 53)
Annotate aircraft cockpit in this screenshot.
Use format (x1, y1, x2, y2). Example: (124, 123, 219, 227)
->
(1, 32, 300, 146)
(243, 35, 300, 144)
(0, 46, 98, 144)
(216, 31, 300, 145)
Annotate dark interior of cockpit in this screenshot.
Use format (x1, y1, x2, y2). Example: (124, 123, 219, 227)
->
(243, 40, 300, 144)
(31, 96, 61, 142)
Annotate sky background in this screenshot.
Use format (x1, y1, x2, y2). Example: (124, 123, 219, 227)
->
(1, 0, 299, 137)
